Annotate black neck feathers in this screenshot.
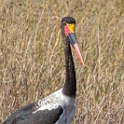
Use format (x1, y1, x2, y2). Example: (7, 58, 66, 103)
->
(62, 35, 76, 97)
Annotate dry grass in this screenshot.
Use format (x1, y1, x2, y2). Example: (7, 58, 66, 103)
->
(0, 0, 124, 123)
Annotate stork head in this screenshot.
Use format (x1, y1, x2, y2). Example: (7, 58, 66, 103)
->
(61, 16, 84, 66)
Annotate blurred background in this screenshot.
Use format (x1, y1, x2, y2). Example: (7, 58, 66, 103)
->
(0, 0, 124, 123)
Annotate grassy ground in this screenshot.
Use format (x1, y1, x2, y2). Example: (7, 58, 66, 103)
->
(0, 0, 124, 123)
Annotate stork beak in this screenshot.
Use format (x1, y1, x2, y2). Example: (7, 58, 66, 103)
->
(73, 43, 84, 66)
(64, 24, 85, 66)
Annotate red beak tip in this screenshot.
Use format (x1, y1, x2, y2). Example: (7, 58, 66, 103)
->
(81, 62, 85, 66)
(73, 43, 85, 67)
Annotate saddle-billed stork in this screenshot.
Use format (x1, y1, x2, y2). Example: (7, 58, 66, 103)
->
(3, 16, 84, 124)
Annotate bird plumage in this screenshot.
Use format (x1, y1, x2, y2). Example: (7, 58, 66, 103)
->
(3, 89, 75, 124)
(3, 16, 84, 124)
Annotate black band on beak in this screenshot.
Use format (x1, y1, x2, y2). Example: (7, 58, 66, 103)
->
(67, 33, 77, 47)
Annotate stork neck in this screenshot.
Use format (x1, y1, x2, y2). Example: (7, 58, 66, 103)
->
(62, 36, 76, 97)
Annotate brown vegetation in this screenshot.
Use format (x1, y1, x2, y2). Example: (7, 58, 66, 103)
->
(0, 0, 124, 123)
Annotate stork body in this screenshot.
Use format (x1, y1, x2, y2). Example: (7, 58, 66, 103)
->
(3, 16, 84, 124)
